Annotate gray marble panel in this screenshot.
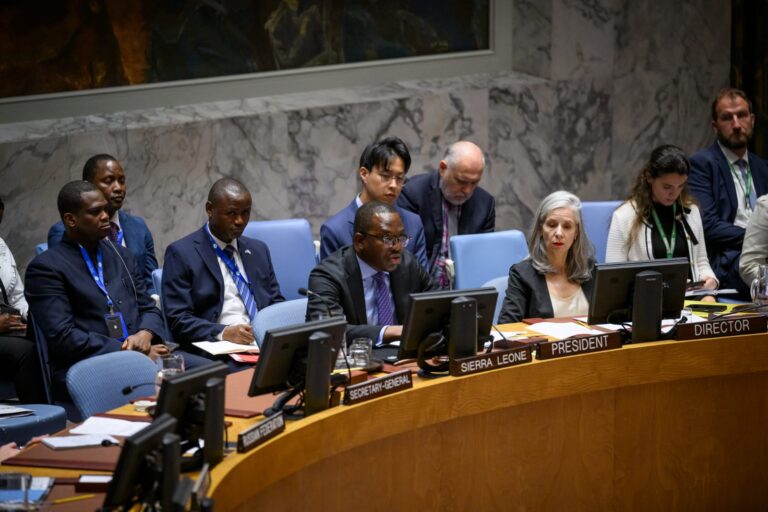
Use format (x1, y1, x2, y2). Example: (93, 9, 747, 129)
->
(512, 0, 553, 78)
(550, 0, 616, 80)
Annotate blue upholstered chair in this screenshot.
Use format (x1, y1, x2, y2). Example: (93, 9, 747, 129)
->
(482, 276, 509, 324)
(66, 351, 158, 422)
(450, 230, 529, 290)
(243, 219, 317, 301)
(253, 298, 309, 346)
(581, 201, 621, 263)
(35, 243, 48, 255)
(0, 404, 67, 445)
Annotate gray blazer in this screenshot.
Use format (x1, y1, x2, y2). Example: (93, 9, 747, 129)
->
(739, 194, 768, 287)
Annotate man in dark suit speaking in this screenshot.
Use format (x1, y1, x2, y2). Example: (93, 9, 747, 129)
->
(689, 89, 768, 299)
(307, 201, 436, 349)
(48, 154, 159, 293)
(398, 141, 495, 288)
(162, 178, 284, 357)
(26, 181, 168, 401)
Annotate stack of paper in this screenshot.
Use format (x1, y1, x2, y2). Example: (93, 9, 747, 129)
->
(193, 340, 259, 355)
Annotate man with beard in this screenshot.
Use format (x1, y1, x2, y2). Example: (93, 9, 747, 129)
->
(307, 202, 436, 355)
(398, 141, 495, 288)
(162, 178, 284, 360)
(689, 89, 768, 299)
(48, 154, 159, 293)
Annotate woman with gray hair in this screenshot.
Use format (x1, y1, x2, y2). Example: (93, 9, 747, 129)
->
(498, 191, 596, 323)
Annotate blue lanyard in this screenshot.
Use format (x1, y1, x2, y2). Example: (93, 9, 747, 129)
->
(79, 245, 114, 312)
(205, 231, 251, 287)
(114, 228, 124, 245)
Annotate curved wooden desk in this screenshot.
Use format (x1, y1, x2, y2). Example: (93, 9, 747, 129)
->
(210, 332, 768, 511)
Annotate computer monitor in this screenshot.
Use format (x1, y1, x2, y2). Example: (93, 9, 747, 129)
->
(397, 287, 498, 362)
(248, 316, 346, 418)
(588, 257, 689, 325)
(103, 413, 180, 511)
(154, 362, 228, 472)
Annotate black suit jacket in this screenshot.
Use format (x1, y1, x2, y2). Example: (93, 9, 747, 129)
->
(306, 246, 437, 340)
(689, 143, 768, 296)
(498, 259, 595, 323)
(398, 170, 495, 266)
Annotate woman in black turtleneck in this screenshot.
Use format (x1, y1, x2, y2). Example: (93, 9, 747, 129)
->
(605, 144, 718, 301)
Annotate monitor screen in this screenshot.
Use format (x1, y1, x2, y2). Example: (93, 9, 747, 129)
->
(103, 413, 179, 510)
(248, 316, 346, 416)
(154, 361, 228, 471)
(397, 287, 498, 360)
(588, 257, 689, 324)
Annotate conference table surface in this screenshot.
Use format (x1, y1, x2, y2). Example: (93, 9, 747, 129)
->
(5, 322, 768, 511)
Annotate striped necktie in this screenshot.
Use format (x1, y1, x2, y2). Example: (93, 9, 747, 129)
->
(224, 245, 259, 321)
(736, 159, 756, 209)
(372, 272, 395, 326)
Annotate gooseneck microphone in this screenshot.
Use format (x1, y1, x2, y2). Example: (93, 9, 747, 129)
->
(122, 382, 155, 395)
(298, 287, 335, 318)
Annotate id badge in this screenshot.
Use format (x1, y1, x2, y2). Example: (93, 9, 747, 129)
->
(105, 312, 128, 341)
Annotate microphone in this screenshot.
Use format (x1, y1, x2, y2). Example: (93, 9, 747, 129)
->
(663, 315, 688, 339)
(298, 287, 335, 318)
(122, 382, 155, 395)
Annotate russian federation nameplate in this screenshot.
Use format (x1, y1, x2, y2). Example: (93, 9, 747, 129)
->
(237, 412, 285, 453)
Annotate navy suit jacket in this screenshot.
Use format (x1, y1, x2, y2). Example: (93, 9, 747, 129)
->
(319, 200, 428, 268)
(162, 227, 284, 346)
(398, 171, 495, 267)
(25, 237, 164, 397)
(306, 246, 437, 341)
(689, 143, 768, 296)
(48, 209, 159, 294)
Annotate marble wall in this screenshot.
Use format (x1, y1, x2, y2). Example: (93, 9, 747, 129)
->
(0, 0, 730, 272)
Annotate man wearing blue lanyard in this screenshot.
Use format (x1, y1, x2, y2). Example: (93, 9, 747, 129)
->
(162, 178, 284, 359)
(689, 88, 768, 299)
(25, 181, 168, 401)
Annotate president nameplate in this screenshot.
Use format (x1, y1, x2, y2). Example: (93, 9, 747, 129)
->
(537, 332, 622, 360)
(344, 370, 413, 405)
(675, 314, 767, 340)
(449, 346, 533, 376)
(237, 412, 285, 453)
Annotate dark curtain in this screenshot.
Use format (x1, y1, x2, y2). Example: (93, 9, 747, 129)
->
(731, 0, 768, 156)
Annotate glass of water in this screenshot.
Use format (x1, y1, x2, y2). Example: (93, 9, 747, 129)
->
(155, 353, 185, 395)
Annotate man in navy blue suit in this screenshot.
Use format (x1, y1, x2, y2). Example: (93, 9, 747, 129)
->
(689, 88, 768, 299)
(398, 141, 495, 288)
(48, 154, 159, 293)
(320, 137, 428, 268)
(162, 178, 284, 358)
(26, 181, 169, 401)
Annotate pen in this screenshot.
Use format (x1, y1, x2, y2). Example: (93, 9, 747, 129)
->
(574, 320, 591, 329)
(51, 493, 96, 505)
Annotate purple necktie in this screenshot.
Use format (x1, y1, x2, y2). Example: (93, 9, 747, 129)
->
(109, 222, 120, 243)
(373, 272, 395, 325)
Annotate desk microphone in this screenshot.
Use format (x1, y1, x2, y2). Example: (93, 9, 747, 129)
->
(122, 382, 155, 395)
(298, 287, 335, 318)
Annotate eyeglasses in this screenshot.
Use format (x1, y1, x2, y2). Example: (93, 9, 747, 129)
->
(360, 232, 411, 247)
(374, 171, 405, 184)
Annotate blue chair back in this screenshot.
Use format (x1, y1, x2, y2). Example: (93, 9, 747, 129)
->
(581, 201, 621, 263)
(482, 276, 509, 324)
(35, 243, 48, 255)
(253, 298, 309, 346)
(450, 230, 529, 290)
(66, 351, 158, 422)
(243, 219, 317, 300)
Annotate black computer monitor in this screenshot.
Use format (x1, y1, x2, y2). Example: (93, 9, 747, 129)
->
(588, 257, 689, 325)
(103, 413, 180, 511)
(154, 362, 228, 472)
(397, 287, 498, 362)
(248, 316, 346, 418)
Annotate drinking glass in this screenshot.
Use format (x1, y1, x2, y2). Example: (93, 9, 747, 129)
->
(155, 353, 185, 395)
(349, 338, 373, 368)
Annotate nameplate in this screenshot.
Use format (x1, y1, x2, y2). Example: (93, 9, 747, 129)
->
(675, 314, 767, 340)
(343, 370, 413, 405)
(237, 412, 285, 453)
(537, 332, 622, 360)
(449, 346, 533, 376)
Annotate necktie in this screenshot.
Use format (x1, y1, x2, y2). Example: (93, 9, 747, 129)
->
(224, 245, 259, 321)
(372, 272, 396, 326)
(109, 222, 120, 243)
(736, 159, 756, 209)
(0, 275, 8, 305)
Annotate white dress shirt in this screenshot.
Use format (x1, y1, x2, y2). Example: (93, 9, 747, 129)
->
(206, 225, 251, 339)
(0, 237, 28, 320)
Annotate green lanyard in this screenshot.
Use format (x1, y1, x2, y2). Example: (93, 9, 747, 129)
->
(729, 160, 754, 210)
(650, 203, 677, 259)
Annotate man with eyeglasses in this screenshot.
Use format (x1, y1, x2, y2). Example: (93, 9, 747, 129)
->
(307, 201, 436, 351)
(689, 88, 768, 299)
(319, 137, 428, 268)
(398, 141, 495, 288)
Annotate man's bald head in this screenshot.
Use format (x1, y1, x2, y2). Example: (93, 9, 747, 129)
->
(438, 141, 486, 206)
